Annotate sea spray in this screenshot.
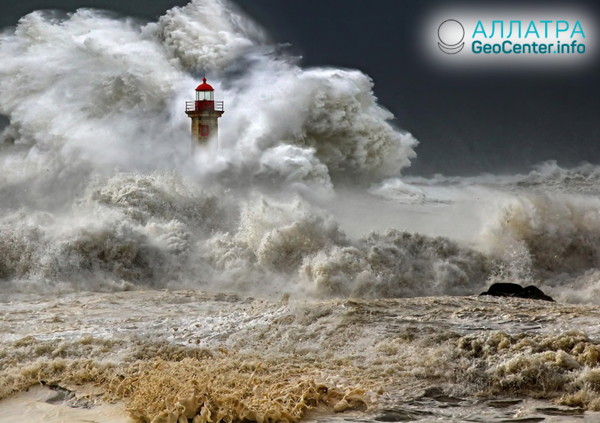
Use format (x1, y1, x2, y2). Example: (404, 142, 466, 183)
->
(3, 1, 600, 422)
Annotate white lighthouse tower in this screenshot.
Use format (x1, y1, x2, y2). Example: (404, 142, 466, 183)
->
(185, 78, 224, 150)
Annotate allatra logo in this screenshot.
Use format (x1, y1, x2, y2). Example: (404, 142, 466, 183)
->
(438, 19, 465, 54)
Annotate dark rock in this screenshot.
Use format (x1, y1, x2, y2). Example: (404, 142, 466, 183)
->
(482, 283, 524, 296)
(480, 282, 554, 302)
(521, 285, 555, 302)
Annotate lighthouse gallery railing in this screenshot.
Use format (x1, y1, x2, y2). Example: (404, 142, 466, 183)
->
(186, 101, 224, 112)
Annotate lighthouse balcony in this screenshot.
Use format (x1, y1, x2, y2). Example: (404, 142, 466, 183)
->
(186, 100, 224, 112)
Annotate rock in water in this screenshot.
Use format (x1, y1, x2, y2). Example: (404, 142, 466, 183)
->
(480, 283, 554, 302)
(521, 285, 555, 302)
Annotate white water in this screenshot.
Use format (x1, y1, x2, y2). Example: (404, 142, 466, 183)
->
(1, 1, 600, 422)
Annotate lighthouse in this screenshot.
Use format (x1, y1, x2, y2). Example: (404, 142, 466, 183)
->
(185, 78, 224, 150)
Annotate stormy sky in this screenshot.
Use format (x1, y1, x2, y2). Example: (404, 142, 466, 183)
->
(1, 0, 598, 176)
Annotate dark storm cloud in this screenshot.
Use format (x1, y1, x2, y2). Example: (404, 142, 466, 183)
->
(232, 0, 600, 176)
(1, 0, 599, 176)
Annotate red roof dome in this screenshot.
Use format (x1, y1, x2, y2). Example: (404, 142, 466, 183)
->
(195, 77, 214, 91)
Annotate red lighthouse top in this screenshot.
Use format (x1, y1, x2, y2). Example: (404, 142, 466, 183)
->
(186, 77, 223, 112)
(196, 78, 214, 91)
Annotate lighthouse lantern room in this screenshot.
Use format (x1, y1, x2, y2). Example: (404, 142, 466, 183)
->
(185, 77, 224, 150)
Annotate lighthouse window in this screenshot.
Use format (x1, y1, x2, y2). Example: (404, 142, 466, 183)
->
(201, 125, 209, 136)
(196, 91, 214, 101)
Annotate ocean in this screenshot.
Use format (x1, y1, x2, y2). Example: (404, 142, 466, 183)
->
(1, 0, 600, 422)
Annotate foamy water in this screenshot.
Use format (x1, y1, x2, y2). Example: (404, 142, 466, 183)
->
(3, 291, 600, 422)
(1, 0, 600, 421)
